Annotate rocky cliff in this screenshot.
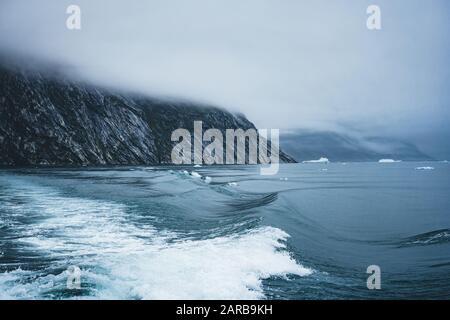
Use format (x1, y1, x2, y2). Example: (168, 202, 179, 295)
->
(0, 63, 295, 166)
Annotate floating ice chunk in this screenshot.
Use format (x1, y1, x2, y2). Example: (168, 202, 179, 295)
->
(194, 164, 202, 168)
(203, 176, 212, 184)
(378, 159, 402, 163)
(279, 177, 288, 181)
(303, 157, 329, 164)
(320, 168, 328, 172)
(182, 170, 189, 175)
(190, 171, 202, 178)
(228, 182, 238, 187)
(415, 166, 434, 170)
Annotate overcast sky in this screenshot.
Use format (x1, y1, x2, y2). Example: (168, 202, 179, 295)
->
(1, 0, 449, 155)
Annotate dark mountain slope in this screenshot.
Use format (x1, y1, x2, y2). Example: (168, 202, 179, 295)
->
(0, 64, 294, 166)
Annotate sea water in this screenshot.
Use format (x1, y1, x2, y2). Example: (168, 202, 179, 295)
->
(0, 162, 449, 299)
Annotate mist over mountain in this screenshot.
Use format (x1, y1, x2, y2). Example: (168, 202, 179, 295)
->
(281, 129, 432, 162)
(0, 53, 442, 166)
(0, 59, 294, 166)
(1, 1, 449, 162)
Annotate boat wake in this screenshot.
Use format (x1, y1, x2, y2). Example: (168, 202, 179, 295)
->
(0, 175, 312, 300)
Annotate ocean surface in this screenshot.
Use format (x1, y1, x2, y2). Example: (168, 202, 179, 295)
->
(0, 162, 449, 300)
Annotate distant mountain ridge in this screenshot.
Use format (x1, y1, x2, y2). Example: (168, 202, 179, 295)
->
(280, 129, 432, 162)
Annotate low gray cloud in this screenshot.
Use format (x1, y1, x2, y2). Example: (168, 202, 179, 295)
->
(1, 0, 449, 155)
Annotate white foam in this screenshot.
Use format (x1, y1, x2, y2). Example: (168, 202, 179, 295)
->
(99, 227, 312, 300)
(190, 171, 202, 178)
(0, 179, 312, 300)
(203, 176, 212, 184)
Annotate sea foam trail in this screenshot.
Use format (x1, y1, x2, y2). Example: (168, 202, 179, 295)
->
(398, 229, 450, 247)
(0, 176, 312, 300)
(99, 227, 312, 300)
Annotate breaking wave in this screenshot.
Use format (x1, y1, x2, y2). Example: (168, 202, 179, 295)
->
(0, 175, 312, 300)
(398, 229, 450, 247)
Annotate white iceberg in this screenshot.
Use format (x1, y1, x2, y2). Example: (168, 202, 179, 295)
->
(194, 164, 202, 168)
(415, 166, 434, 170)
(303, 157, 329, 164)
(378, 159, 402, 163)
(228, 182, 238, 187)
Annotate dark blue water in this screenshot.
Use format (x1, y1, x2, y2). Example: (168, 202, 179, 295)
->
(0, 162, 449, 299)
